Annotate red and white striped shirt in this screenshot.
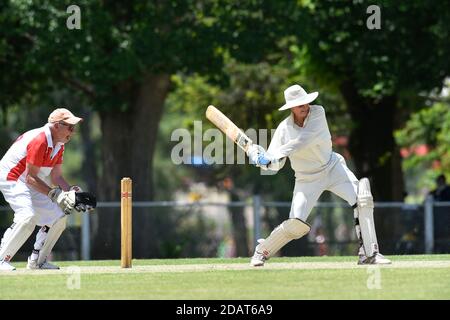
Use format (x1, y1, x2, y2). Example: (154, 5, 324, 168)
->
(0, 124, 64, 183)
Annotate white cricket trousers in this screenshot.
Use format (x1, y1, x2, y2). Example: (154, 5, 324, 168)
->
(289, 153, 359, 221)
(0, 179, 65, 226)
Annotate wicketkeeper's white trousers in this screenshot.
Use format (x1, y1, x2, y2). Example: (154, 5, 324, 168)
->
(0, 180, 65, 226)
(289, 152, 359, 221)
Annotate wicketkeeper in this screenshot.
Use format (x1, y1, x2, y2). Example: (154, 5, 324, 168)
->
(0, 108, 96, 271)
(247, 84, 391, 266)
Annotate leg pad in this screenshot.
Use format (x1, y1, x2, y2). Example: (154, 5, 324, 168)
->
(257, 218, 310, 258)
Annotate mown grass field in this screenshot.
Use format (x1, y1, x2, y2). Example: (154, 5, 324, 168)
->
(0, 255, 449, 300)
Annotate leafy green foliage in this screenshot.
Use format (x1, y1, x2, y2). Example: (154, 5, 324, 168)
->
(395, 101, 450, 186)
(298, 0, 450, 100)
(0, 0, 305, 112)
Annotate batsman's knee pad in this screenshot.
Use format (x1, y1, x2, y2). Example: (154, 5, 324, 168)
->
(257, 218, 311, 258)
(355, 178, 379, 257)
(0, 215, 37, 261)
(282, 218, 310, 239)
(37, 216, 67, 265)
(357, 178, 374, 209)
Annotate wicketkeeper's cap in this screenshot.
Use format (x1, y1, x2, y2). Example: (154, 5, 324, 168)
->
(48, 108, 83, 125)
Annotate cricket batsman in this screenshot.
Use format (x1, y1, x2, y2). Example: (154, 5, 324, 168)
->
(0, 108, 96, 271)
(247, 84, 391, 266)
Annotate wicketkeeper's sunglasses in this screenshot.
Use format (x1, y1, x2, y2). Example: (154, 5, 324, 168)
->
(59, 122, 75, 131)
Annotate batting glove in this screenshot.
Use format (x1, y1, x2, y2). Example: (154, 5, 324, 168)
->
(247, 144, 272, 167)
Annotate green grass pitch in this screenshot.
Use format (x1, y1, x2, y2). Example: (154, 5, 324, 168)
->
(0, 255, 449, 299)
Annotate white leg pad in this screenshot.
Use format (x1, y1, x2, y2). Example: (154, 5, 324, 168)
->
(356, 178, 379, 257)
(37, 216, 67, 265)
(0, 215, 36, 261)
(257, 218, 311, 258)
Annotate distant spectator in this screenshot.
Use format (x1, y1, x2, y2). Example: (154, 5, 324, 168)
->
(428, 174, 450, 253)
(429, 174, 450, 201)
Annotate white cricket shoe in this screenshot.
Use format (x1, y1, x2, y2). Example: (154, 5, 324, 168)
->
(0, 260, 16, 271)
(250, 251, 267, 267)
(358, 253, 391, 265)
(27, 257, 60, 270)
(250, 239, 268, 267)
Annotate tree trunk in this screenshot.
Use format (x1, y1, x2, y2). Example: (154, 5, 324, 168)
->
(340, 81, 404, 253)
(227, 190, 249, 257)
(79, 108, 98, 194)
(92, 74, 171, 259)
(340, 81, 404, 201)
(78, 108, 100, 250)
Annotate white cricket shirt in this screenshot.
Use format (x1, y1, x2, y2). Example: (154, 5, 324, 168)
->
(267, 105, 335, 178)
(0, 124, 64, 184)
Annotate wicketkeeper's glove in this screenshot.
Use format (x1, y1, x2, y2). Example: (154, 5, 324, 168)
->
(74, 192, 97, 213)
(48, 187, 76, 215)
(70, 185, 97, 212)
(69, 185, 83, 192)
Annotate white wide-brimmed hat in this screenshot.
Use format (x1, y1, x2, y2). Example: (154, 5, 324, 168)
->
(279, 84, 319, 111)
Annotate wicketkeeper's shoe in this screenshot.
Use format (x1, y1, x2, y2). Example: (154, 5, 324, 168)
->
(27, 257, 60, 270)
(358, 253, 391, 265)
(39, 260, 60, 270)
(0, 260, 16, 271)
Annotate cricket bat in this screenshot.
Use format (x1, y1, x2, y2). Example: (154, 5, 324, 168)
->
(206, 105, 253, 152)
